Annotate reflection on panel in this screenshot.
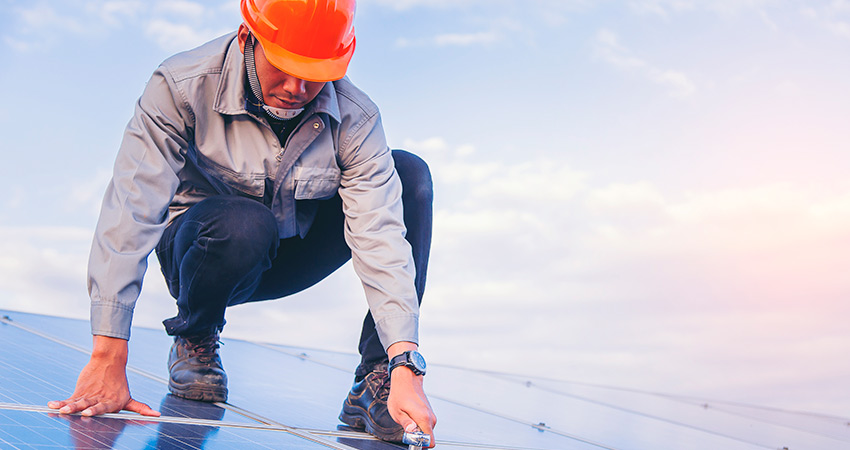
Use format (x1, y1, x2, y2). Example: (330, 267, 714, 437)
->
(0, 409, 341, 450)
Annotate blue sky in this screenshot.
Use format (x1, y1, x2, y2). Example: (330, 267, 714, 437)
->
(2, 0, 849, 416)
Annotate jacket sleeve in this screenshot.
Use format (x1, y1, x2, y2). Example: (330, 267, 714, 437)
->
(88, 66, 189, 340)
(337, 111, 419, 351)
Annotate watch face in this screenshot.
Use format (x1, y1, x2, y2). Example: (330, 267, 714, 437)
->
(410, 351, 426, 372)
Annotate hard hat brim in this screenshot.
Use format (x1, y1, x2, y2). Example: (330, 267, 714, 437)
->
(253, 32, 356, 83)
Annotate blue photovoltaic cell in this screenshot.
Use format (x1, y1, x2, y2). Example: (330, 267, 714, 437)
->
(2, 309, 849, 450)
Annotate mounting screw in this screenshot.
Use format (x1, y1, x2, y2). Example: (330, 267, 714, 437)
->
(533, 422, 549, 432)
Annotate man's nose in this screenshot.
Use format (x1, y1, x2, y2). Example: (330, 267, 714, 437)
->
(282, 74, 307, 96)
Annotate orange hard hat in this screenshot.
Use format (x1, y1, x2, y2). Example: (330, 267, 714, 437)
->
(240, 0, 356, 82)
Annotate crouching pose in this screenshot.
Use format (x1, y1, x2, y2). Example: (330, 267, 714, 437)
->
(48, 0, 437, 445)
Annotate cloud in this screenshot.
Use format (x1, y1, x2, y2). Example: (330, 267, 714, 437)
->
(65, 169, 113, 218)
(629, 0, 778, 17)
(0, 226, 93, 320)
(801, 2, 850, 39)
(363, 0, 600, 12)
(144, 19, 227, 52)
(826, 20, 850, 38)
(361, 0, 486, 11)
(402, 136, 850, 397)
(3, 36, 33, 53)
(2, 0, 235, 53)
(396, 30, 500, 48)
(435, 31, 500, 46)
(12, 3, 89, 35)
(2, 3, 90, 51)
(154, 0, 206, 18)
(88, 1, 145, 27)
(593, 28, 696, 98)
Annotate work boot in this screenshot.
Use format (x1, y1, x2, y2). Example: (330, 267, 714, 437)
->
(339, 362, 403, 442)
(167, 332, 228, 402)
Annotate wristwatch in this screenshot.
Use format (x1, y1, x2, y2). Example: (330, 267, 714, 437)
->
(389, 350, 427, 377)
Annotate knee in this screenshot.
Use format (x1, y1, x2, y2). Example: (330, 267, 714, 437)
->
(183, 196, 278, 258)
(392, 149, 433, 205)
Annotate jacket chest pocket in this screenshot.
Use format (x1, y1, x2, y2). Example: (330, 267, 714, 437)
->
(293, 167, 341, 200)
(191, 149, 266, 198)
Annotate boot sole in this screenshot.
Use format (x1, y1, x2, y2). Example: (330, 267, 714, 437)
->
(339, 401, 403, 442)
(168, 379, 228, 403)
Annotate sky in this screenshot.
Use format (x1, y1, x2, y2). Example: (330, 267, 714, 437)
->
(1, 0, 849, 417)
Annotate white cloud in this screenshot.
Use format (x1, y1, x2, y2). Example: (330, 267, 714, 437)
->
(434, 31, 499, 46)
(363, 0, 599, 12)
(88, 1, 146, 27)
(397, 30, 500, 48)
(65, 169, 112, 218)
(154, 0, 206, 18)
(629, 0, 778, 17)
(593, 28, 697, 98)
(402, 136, 850, 401)
(3, 3, 91, 51)
(2, 0, 235, 53)
(144, 19, 227, 53)
(142, 1, 234, 52)
(800, 1, 850, 39)
(361, 0, 486, 11)
(0, 227, 92, 320)
(650, 69, 696, 97)
(402, 137, 449, 152)
(3, 36, 33, 52)
(826, 20, 850, 37)
(14, 3, 89, 35)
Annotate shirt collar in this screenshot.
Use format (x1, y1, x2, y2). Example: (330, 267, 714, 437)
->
(213, 34, 341, 124)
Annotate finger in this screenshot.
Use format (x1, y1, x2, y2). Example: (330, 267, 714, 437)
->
(393, 409, 415, 432)
(48, 395, 86, 410)
(124, 399, 161, 417)
(408, 422, 436, 449)
(81, 400, 120, 417)
(59, 398, 96, 415)
(406, 407, 435, 434)
(47, 400, 68, 410)
(413, 414, 438, 448)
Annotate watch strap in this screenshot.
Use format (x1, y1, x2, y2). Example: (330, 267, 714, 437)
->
(388, 351, 426, 377)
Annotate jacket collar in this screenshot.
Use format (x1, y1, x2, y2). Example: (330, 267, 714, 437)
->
(213, 34, 341, 124)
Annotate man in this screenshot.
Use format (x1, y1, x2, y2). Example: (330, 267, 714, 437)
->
(47, 0, 437, 445)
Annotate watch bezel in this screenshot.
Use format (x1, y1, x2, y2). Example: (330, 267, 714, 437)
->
(409, 350, 426, 373)
(389, 350, 427, 376)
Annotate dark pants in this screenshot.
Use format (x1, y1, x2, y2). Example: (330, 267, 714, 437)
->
(155, 150, 432, 376)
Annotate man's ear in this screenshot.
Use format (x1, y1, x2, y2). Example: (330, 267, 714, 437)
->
(237, 23, 250, 54)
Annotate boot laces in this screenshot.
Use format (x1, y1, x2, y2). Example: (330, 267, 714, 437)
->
(184, 334, 221, 363)
(372, 369, 391, 401)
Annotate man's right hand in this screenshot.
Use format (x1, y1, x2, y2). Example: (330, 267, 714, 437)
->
(47, 335, 160, 417)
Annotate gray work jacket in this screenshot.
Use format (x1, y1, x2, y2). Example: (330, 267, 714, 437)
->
(88, 33, 418, 350)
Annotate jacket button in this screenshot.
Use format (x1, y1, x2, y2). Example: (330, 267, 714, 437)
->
(313, 122, 320, 129)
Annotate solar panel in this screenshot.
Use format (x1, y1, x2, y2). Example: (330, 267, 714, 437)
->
(1, 310, 848, 450)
